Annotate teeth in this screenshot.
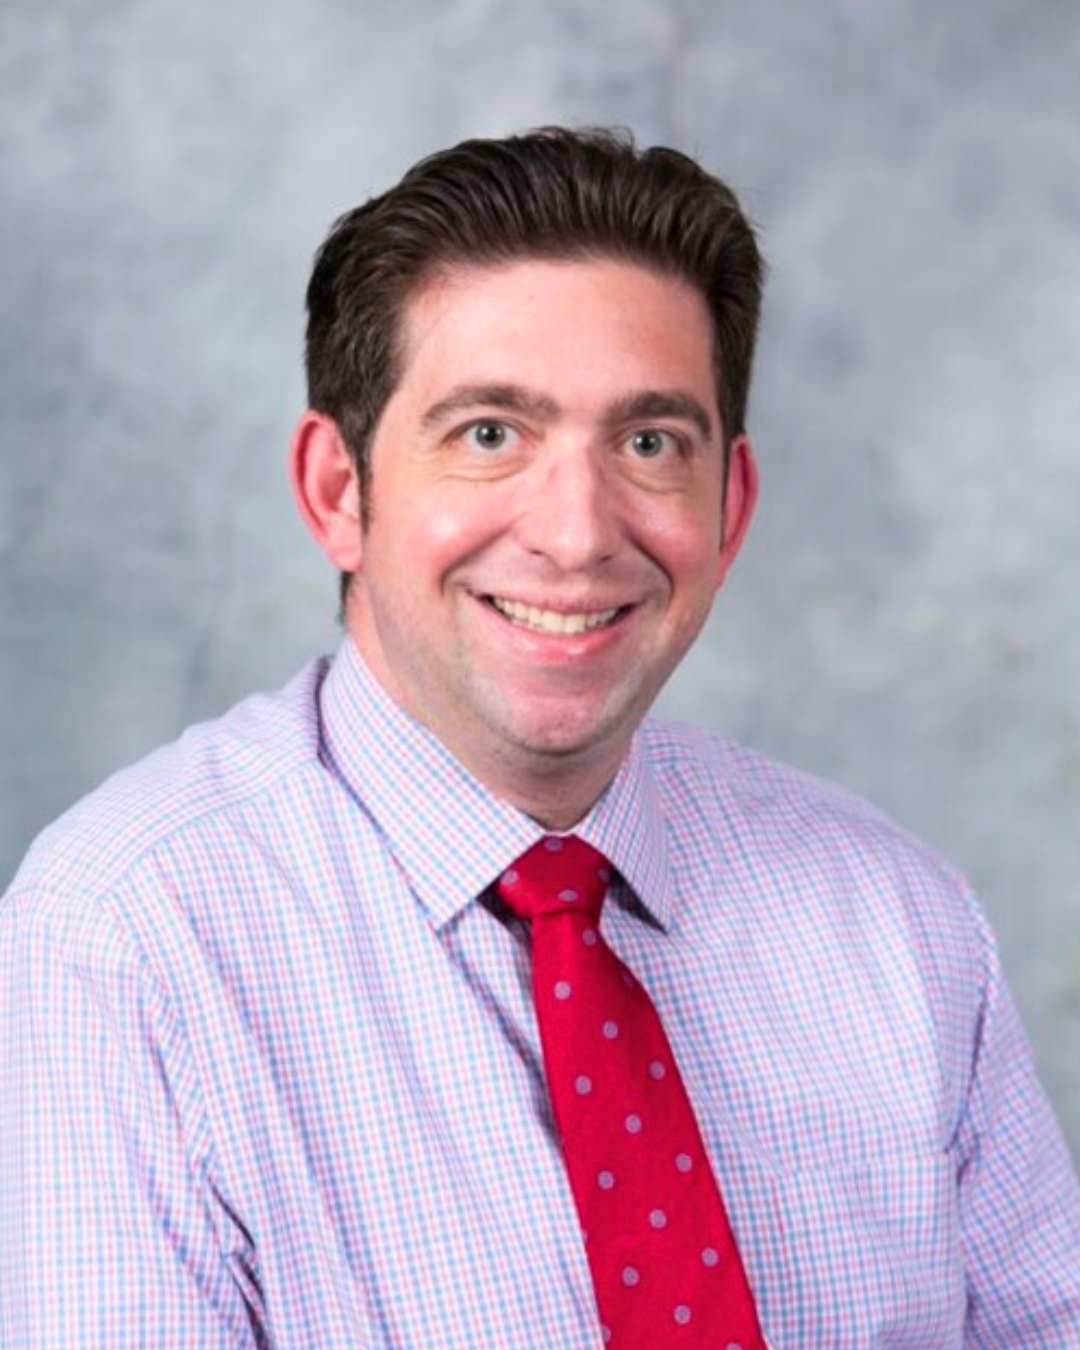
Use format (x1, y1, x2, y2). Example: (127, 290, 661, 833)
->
(490, 597, 620, 634)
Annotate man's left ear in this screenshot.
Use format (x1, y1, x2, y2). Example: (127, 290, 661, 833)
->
(714, 433, 759, 587)
(288, 410, 364, 573)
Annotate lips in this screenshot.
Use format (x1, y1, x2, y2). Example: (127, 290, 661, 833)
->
(487, 596, 623, 635)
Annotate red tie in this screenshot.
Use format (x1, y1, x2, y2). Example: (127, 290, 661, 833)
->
(497, 835, 766, 1349)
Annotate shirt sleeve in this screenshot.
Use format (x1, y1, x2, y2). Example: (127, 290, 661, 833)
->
(955, 903, 1080, 1346)
(0, 889, 258, 1349)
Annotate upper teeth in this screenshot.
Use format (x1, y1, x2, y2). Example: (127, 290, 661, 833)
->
(491, 598, 619, 634)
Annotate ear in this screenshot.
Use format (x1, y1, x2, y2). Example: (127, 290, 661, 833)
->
(288, 410, 364, 572)
(714, 433, 759, 587)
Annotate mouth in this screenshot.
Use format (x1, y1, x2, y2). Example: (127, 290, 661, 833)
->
(485, 596, 626, 635)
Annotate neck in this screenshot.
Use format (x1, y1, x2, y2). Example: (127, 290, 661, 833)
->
(454, 737, 624, 832)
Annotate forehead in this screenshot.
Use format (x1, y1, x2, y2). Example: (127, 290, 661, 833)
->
(391, 256, 719, 412)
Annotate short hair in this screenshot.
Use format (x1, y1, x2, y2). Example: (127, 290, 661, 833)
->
(304, 127, 765, 600)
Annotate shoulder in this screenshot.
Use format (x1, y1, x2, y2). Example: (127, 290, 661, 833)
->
(639, 719, 997, 1114)
(641, 716, 926, 847)
(639, 716, 988, 971)
(3, 658, 332, 937)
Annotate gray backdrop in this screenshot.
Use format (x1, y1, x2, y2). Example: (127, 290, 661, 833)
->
(2, 0, 1078, 1159)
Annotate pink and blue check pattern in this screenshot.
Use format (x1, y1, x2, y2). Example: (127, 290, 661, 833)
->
(2, 638, 1079, 1347)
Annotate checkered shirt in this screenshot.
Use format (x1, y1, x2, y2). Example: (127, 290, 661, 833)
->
(3, 639, 1079, 1346)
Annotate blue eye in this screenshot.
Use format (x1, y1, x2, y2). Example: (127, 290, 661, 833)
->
(465, 421, 513, 450)
(629, 429, 674, 458)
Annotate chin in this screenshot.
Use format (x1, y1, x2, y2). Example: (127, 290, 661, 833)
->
(497, 702, 640, 765)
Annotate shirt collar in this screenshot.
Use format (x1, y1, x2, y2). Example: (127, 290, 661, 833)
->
(318, 638, 676, 931)
(573, 733, 676, 930)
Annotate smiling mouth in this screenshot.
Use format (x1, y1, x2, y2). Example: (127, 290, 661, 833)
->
(486, 596, 625, 635)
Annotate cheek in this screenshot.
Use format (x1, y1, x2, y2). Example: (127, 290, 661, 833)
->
(416, 485, 513, 567)
(646, 511, 724, 590)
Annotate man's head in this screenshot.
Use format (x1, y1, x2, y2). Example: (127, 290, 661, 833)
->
(292, 129, 764, 826)
(305, 127, 763, 561)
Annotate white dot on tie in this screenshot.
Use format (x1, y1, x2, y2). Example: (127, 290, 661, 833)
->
(625, 1113, 642, 1134)
(602, 1020, 619, 1040)
(558, 888, 578, 902)
(502, 868, 518, 885)
(701, 1246, 719, 1267)
(675, 1152, 693, 1172)
(649, 1208, 667, 1229)
(554, 981, 572, 1000)
(598, 1170, 615, 1190)
(649, 1059, 666, 1080)
(582, 928, 598, 946)
(622, 1265, 639, 1287)
(674, 1305, 692, 1325)
(575, 1075, 592, 1095)
(726, 1343, 743, 1350)
(544, 837, 564, 851)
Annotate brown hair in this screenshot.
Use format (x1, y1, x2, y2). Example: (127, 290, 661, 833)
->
(304, 127, 764, 599)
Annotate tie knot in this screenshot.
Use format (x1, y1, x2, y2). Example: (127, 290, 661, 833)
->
(496, 835, 611, 922)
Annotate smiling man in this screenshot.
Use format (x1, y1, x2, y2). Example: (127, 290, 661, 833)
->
(2, 129, 1078, 1348)
(293, 256, 753, 828)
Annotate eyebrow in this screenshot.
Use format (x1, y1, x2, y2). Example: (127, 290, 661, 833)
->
(420, 384, 560, 430)
(601, 390, 715, 441)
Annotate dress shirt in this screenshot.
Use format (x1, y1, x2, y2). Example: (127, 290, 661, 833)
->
(2, 638, 1079, 1348)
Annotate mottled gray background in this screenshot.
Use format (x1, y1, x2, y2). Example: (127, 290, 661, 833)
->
(2, 0, 1078, 1157)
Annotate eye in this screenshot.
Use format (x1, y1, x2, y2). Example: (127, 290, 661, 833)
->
(628, 428, 678, 459)
(463, 421, 515, 451)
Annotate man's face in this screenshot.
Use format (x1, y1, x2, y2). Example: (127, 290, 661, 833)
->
(346, 257, 756, 821)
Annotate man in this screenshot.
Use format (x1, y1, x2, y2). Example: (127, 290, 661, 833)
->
(2, 128, 1078, 1347)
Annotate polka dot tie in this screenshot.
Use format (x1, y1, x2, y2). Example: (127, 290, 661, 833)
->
(497, 835, 766, 1349)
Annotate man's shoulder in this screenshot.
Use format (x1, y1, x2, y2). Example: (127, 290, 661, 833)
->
(641, 716, 890, 819)
(6, 657, 331, 918)
(640, 716, 970, 903)
(638, 718, 990, 1016)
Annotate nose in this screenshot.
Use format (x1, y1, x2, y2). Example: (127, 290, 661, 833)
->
(517, 442, 622, 571)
